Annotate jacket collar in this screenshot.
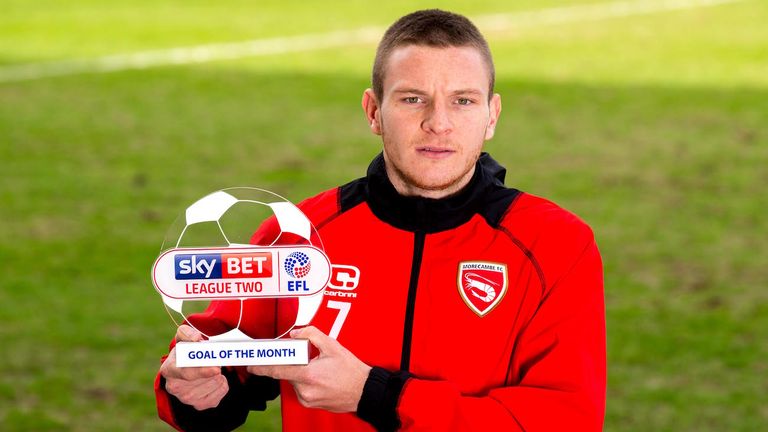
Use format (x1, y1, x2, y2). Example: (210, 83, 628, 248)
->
(364, 152, 510, 233)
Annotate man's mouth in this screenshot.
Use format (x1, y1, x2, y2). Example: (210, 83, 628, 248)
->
(417, 147, 455, 158)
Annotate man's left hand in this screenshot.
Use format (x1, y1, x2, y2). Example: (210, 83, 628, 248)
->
(247, 326, 372, 413)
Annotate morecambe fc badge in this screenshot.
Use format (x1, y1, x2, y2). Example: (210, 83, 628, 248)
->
(457, 261, 508, 317)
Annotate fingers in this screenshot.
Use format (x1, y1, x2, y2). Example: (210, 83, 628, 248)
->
(248, 338, 371, 413)
(159, 325, 229, 411)
(162, 325, 220, 380)
(247, 364, 304, 381)
(181, 374, 227, 405)
(178, 364, 223, 380)
(246, 326, 335, 379)
(167, 374, 229, 411)
(194, 378, 230, 410)
(247, 327, 341, 381)
(175, 324, 204, 343)
(160, 348, 221, 381)
(290, 326, 336, 354)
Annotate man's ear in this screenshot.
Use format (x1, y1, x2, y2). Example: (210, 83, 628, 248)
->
(484, 93, 502, 140)
(362, 88, 382, 135)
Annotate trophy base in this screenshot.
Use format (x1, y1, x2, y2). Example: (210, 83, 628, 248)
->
(175, 339, 310, 367)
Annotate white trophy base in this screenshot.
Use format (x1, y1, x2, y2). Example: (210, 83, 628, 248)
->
(176, 339, 310, 367)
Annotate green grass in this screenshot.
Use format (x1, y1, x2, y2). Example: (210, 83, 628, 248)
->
(1, 1, 767, 430)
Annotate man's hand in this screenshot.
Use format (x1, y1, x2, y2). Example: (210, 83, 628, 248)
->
(159, 325, 229, 411)
(247, 326, 372, 413)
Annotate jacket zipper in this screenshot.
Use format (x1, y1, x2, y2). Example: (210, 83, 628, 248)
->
(400, 230, 425, 372)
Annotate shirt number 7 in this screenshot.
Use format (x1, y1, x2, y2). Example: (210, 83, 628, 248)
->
(326, 300, 351, 340)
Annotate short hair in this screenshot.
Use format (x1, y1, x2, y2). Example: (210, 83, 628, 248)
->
(372, 9, 495, 101)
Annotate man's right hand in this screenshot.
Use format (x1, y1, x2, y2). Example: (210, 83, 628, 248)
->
(159, 324, 229, 411)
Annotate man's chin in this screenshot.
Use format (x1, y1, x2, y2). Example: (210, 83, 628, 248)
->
(402, 175, 467, 197)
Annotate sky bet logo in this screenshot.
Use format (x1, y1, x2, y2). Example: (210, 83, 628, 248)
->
(175, 252, 272, 280)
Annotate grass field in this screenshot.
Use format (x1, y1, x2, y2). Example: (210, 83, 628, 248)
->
(1, 0, 767, 430)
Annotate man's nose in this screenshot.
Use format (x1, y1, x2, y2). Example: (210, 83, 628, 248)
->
(421, 102, 453, 135)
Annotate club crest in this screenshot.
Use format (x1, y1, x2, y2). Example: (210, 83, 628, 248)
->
(457, 261, 508, 317)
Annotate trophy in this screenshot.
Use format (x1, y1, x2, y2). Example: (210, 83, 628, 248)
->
(152, 188, 330, 367)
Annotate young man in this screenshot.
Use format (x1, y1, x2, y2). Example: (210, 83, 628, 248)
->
(156, 9, 606, 431)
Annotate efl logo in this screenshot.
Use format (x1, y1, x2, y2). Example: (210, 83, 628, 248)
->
(457, 261, 507, 317)
(284, 252, 311, 279)
(175, 252, 272, 280)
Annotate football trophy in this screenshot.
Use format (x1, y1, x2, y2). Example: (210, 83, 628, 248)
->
(152, 188, 330, 367)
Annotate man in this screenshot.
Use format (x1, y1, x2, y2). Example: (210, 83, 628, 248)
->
(156, 9, 606, 431)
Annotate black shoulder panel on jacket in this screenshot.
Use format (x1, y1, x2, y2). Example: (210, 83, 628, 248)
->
(480, 187, 522, 229)
(338, 176, 368, 213)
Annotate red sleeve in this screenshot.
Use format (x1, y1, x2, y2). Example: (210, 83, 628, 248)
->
(395, 237, 605, 430)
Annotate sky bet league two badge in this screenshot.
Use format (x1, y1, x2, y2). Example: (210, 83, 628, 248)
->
(152, 188, 331, 367)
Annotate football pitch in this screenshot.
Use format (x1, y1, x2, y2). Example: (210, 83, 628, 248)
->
(1, 0, 766, 430)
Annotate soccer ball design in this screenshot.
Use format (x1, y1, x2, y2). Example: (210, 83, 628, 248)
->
(158, 187, 325, 341)
(284, 252, 311, 278)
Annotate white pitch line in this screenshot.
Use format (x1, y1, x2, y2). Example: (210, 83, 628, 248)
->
(474, 0, 745, 32)
(0, 0, 745, 84)
(0, 27, 384, 83)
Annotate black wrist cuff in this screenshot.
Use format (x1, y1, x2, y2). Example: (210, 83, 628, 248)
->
(356, 366, 411, 432)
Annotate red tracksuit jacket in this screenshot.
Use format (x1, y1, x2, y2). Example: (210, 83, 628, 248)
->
(155, 153, 606, 431)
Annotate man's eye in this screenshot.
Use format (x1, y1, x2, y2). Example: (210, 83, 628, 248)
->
(456, 98, 473, 106)
(404, 96, 421, 104)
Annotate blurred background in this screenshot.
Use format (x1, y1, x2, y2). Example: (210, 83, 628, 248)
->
(1, 0, 766, 430)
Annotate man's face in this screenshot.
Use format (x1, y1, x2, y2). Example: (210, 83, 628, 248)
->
(363, 45, 501, 198)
